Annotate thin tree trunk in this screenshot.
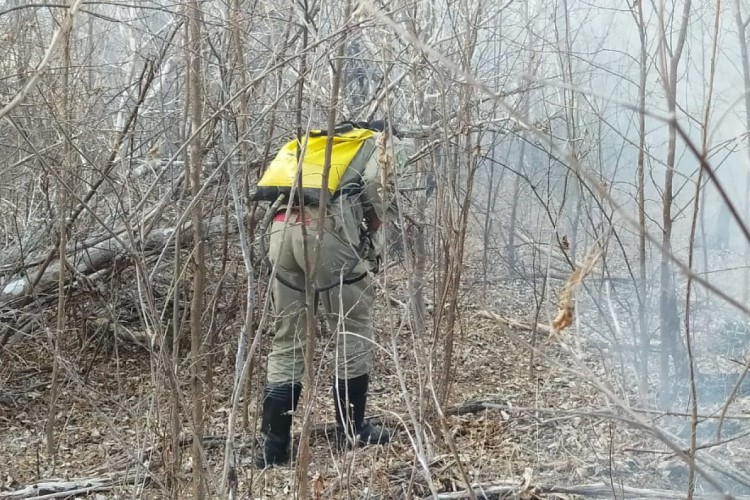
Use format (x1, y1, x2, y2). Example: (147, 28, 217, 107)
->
(483, 145, 496, 282)
(186, 0, 206, 496)
(735, 0, 750, 305)
(297, 4, 351, 497)
(46, 14, 74, 465)
(633, 0, 650, 402)
(436, 0, 481, 410)
(657, 0, 691, 406)
(507, 170, 522, 272)
(221, 0, 252, 496)
(683, 5, 721, 498)
(509, 1, 534, 275)
(406, 3, 428, 347)
(557, 0, 580, 261)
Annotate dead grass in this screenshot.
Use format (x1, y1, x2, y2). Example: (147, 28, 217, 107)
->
(2, 247, 750, 499)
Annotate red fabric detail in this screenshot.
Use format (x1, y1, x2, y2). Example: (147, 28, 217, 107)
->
(367, 215, 382, 232)
(273, 211, 288, 223)
(273, 210, 312, 225)
(364, 207, 382, 232)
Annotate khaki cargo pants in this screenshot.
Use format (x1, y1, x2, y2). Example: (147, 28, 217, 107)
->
(265, 201, 375, 385)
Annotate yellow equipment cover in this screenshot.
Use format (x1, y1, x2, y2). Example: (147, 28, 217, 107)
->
(257, 128, 376, 203)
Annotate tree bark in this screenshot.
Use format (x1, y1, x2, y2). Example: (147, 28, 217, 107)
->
(186, 0, 206, 495)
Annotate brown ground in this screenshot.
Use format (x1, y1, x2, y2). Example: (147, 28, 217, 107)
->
(3, 246, 750, 499)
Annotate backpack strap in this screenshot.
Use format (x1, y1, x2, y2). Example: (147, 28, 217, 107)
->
(309, 123, 356, 137)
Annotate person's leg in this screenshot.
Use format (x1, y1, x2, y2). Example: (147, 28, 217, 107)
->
(325, 275, 374, 381)
(294, 202, 389, 447)
(322, 275, 389, 447)
(256, 220, 307, 468)
(254, 382, 301, 468)
(265, 278, 307, 386)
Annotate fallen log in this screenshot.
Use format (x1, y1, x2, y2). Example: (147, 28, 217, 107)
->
(0, 213, 246, 346)
(3, 225, 178, 302)
(0, 477, 113, 500)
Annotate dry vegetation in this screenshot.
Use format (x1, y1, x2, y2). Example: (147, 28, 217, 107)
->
(4, 242, 750, 499)
(3, 0, 750, 499)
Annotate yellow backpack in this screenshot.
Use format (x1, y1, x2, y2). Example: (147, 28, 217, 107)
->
(254, 126, 378, 205)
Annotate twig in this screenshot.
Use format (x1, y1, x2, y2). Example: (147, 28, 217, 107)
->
(426, 481, 750, 500)
(475, 310, 553, 336)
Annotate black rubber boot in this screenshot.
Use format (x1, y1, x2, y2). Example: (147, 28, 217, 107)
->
(334, 374, 390, 448)
(254, 383, 302, 469)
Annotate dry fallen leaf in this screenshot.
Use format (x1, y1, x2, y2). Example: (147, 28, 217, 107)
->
(552, 303, 574, 331)
(552, 245, 603, 334)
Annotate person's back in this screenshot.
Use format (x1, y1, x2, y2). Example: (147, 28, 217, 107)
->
(253, 122, 404, 468)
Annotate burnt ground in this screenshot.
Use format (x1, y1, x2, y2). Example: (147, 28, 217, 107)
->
(3, 239, 750, 499)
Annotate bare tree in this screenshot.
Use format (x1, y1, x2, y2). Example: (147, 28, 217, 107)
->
(655, 0, 692, 404)
(186, 0, 207, 496)
(629, 0, 652, 402)
(684, 2, 723, 495)
(45, 5, 76, 465)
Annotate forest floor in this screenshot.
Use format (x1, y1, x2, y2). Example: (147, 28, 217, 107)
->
(3, 243, 750, 499)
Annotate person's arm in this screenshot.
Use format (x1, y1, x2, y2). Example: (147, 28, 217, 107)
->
(364, 205, 382, 232)
(359, 140, 390, 264)
(361, 181, 386, 266)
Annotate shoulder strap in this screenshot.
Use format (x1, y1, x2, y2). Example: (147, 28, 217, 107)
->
(334, 135, 379, 197)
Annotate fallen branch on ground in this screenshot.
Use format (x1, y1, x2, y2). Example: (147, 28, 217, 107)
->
(427, 481, 750, 499)
(0, 213, 249, 347)
(476, 310, 553, 336)
(0, 477, 113, 500)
